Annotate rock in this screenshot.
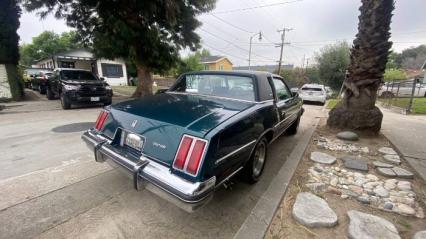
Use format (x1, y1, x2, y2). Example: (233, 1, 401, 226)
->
(310, 152, 337, 164)
(377, 167, 397, 177)
(393, 203, 416, 216)
(341, 157, 368, 172)
(337, 131, 359, 141)
(341, 194, 349, 199)
(292, 192, 338, 228)
(416, 208, 424, 219)
(379, 147, 398, 155)
(374, 186, 389, 198)
(385, 179, 398, 185)
(306, 182, 327, 193)
(383, 155, 401, 165)
(384, 182, 396, 190)
(392, 167, 414, 179)
(366, 174, 378, 181)
(384, 202, 394, 210)
(397, 181, 412, 191)
(413, 231, 426, 239)
(327, 186, 341, 195)
(330, 177, 338, 187)
(342, 189, 359, 198)
(349, 185, 364, 195)
(356, 195, 370, 204)
(347, 210, 400, 239)
(373, 161, 394, 168)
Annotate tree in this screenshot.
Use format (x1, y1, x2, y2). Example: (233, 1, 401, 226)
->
(19, 31, 84, 66)
(315, 42, 350, 91)
(383, 69, 406, 82)
(0, 0, 23, 101)
(24, 0, 216, 97)
(328, 0, 394, 133)
(177, 53, 203, 76)
(395, 45, 426, 69)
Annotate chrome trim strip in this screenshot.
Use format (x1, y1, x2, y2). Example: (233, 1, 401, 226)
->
(215, 140, 256, 165)
(215, 166, 243, 187)
(167, 91, 260, 104)
(273, 112, 296, 130)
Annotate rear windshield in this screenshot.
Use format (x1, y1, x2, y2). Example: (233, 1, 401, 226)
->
(60, 71, 97, 81)
(301, 87, 323, 91)
(170, 74, 255, 101)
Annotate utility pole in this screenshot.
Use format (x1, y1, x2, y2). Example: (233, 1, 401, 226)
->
(277, 27, 292, 75)
(248, 31, 262, 70)
(305, 58, 310, 70)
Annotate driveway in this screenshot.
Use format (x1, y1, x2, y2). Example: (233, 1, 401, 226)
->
(381, 107, 426, 180)
(0, 96, 323, 239)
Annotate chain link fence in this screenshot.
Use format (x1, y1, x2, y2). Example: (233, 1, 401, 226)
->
(377, 77, 426, 114)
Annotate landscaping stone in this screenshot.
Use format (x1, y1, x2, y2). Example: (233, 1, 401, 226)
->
(306, 182, 327, 193)
(292, 192, 338, 228)
(392, 167, 414, 179)
(397, 181, 412, 191)
(377, 167, 397, 177)
(310, 151, 336, 164)
(337, 131, 359, 141)
(384, 202, 394, 210)
(341, 157, 368, 172)
(356, 195, 370, 204)
(413, 231, 426, 239)
(379, 147, 398, 155)
(374, 186, 390, 198)
(383, 154, 401, 165)
(316, 136, 369, 153)
(393, 203, 416, 216)
(347, 210, 400, 239)
(373, 161, 394, 168)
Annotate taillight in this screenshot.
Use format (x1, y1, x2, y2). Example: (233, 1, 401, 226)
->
(173, 135, 208, 176)
(94, 110, 109, 130)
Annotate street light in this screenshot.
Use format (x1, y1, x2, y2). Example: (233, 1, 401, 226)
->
(248, 31, 262, 70)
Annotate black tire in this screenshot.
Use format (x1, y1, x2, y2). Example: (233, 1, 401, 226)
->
(241, 137, 268, 184)
(46, 87, 54, 100)
(286, 114, 301, 135)
(31, 83, 37, 91)
(60, 93, 71, 110)
(39, 85, 46, 94)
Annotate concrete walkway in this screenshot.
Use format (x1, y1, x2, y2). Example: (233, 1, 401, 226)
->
(381, 107, 426, 180)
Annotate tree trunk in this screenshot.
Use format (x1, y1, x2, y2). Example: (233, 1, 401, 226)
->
(0, 64, 23, 101)
(132, 62, 153, 98)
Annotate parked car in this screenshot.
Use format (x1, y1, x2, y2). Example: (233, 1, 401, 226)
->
(46, 68, 113, 109)
(378, 80, 426, 97)
(298, 84, 327, 105)
(325, 86, 334, 98)
(82, 71, 303, 211)
(23, 68, 41, 88)
(31, 70, 53, 94)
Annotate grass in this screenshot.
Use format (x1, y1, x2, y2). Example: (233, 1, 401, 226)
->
(379, 97, 426, 114)
(326, 99, 340, 109)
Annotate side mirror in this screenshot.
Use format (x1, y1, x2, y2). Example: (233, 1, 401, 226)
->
(292, 92, 299, 98)
(100, 77, 105, 81)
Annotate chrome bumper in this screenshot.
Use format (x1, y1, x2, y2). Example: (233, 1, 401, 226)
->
(81, 129, 216, 211)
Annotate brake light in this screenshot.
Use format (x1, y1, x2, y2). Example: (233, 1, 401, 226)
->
(173, 135, 208, 175)
(94, 110, 109, 130)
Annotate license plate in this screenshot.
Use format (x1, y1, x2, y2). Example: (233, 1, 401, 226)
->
(90, 97, 100, 102)
(122, 131, 145, 151)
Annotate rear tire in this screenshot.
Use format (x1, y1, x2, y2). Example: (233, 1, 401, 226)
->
(46, 87, 54, 100)
(39, 85, 46, 94)
(241, 137, 268, 184)
(61, 93, 71, 110)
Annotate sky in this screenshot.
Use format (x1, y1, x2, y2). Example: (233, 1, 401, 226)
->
(18, 0, 426, 67)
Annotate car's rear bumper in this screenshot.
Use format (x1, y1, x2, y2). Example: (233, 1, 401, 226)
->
(81, 129, 216, 212)
(300, 94, 326, 103)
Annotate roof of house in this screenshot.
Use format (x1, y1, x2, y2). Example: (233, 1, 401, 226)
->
(35, 48, 95, 63)
(200, 55, 231, 64)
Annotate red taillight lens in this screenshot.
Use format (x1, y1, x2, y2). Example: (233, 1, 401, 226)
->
(94, 111, 109, 130)
(186, 140, 206, 175)
(173, 135, 207, 175)
(173, 136, 193, 169)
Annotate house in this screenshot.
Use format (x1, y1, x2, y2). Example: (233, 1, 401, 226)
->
(200, 56, 233, 71)
(233, 64, 294, 73)
(33, 48, 128, 86)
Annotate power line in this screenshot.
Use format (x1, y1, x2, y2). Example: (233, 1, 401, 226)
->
(203, 42, 277, 63)
(212, 0, 303, 14)
(209, 14, 253, 34)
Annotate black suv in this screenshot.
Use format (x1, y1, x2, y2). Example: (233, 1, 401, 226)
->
(46, 68, 113, 109)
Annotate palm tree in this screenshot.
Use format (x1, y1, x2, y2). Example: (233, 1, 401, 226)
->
(0, 0, 23, 101)
(327, 0, 394, 133)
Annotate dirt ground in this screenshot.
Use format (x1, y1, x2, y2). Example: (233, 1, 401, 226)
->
(265, 119, 426, 239)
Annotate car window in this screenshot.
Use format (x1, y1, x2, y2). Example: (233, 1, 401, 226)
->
(60, 71, 97, 81)
(171, 74, 255, 101)
(272, 78, 291, 101)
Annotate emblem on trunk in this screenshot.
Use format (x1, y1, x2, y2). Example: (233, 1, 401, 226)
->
(131, 120, 138, 128)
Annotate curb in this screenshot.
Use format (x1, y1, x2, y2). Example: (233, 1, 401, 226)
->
(233, 117, 320, 239)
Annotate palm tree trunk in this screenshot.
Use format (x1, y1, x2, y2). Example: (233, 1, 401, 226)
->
(327, 0, 394, 133)
(132, 62, 153, 98)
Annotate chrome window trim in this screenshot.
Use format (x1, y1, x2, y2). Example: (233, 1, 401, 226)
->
(215, 140, 256, 165)
(167, 91, 260, 104)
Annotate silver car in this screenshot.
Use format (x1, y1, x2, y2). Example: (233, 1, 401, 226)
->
(299, 84, 327, 105)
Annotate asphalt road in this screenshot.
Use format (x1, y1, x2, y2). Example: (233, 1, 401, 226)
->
(0, 93, 324, 239)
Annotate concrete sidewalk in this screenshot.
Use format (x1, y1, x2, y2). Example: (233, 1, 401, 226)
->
(381, 107, 426, 180)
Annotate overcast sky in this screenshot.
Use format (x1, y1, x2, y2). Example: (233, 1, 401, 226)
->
(18, 0, 426, 67)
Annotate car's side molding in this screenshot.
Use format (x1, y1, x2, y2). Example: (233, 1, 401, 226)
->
(215, 140, 256, 165)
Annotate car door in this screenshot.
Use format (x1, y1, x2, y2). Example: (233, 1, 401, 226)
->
(50, 71, 60, 95)
(271, 77, 299, 135)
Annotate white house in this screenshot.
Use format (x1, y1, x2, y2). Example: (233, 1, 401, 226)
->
(34, 48, 128, 86)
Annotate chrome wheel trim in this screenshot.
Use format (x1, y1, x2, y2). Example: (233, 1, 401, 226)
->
(252, 141, 266, 177)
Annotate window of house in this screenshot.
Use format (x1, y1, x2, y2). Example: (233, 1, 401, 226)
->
(101, 63, 123, 78)
(219, 64, 224, 70)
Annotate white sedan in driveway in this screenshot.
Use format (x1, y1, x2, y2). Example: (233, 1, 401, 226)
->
(299, 84, 327, 105)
